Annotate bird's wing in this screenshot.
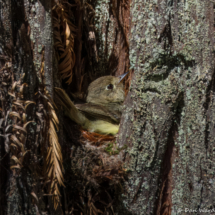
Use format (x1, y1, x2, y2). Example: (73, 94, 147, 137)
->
(75, 103, 120, 124)
(54, 87, 119, 135)
(54, 87, 89, 127)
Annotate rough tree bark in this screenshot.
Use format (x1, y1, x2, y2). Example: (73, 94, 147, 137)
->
(1, 0, 215, 215)
(118, 0, 215, 215)
(0, 0, 57, 214)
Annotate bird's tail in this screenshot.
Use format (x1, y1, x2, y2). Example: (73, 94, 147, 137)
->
(54, 87, 89, 127)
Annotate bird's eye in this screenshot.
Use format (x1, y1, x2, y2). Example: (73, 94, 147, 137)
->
(106, 84, 114, 90)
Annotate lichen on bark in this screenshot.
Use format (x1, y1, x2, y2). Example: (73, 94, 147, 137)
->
(118, 1, 215, 214)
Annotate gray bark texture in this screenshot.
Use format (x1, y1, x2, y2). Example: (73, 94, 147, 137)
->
(1, 0, 215, 215)
(118, 0, 215, 215)
(0, 0, 58, 214)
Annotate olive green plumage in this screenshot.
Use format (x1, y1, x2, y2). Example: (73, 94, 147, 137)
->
(55, 76, 125, 135)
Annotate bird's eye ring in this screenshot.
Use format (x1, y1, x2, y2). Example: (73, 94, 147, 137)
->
(106, 84, 114, 90)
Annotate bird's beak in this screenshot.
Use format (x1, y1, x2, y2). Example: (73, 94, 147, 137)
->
(118, 71, 130, 84)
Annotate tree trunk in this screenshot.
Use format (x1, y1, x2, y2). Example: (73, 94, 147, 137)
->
(118, 0, 215, 214)
(0, 0, 58, 214)
(1, 0, 215, 215)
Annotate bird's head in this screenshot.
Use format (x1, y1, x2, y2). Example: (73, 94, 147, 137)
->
(86, 75, 125, 105)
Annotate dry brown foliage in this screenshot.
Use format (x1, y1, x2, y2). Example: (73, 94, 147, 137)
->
(8, 82, 35, 171)
(0, 52, 64, 209)
(0, 59, 35, 173)
(52, 1, 76, 84)
(37, 48, 64, 209)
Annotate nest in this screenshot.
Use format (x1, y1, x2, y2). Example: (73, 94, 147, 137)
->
(62, 117, 127, 214)
(63, 117, 127, 187)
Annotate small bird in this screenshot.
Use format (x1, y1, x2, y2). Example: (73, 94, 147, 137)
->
(54, 73, 128, 135)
